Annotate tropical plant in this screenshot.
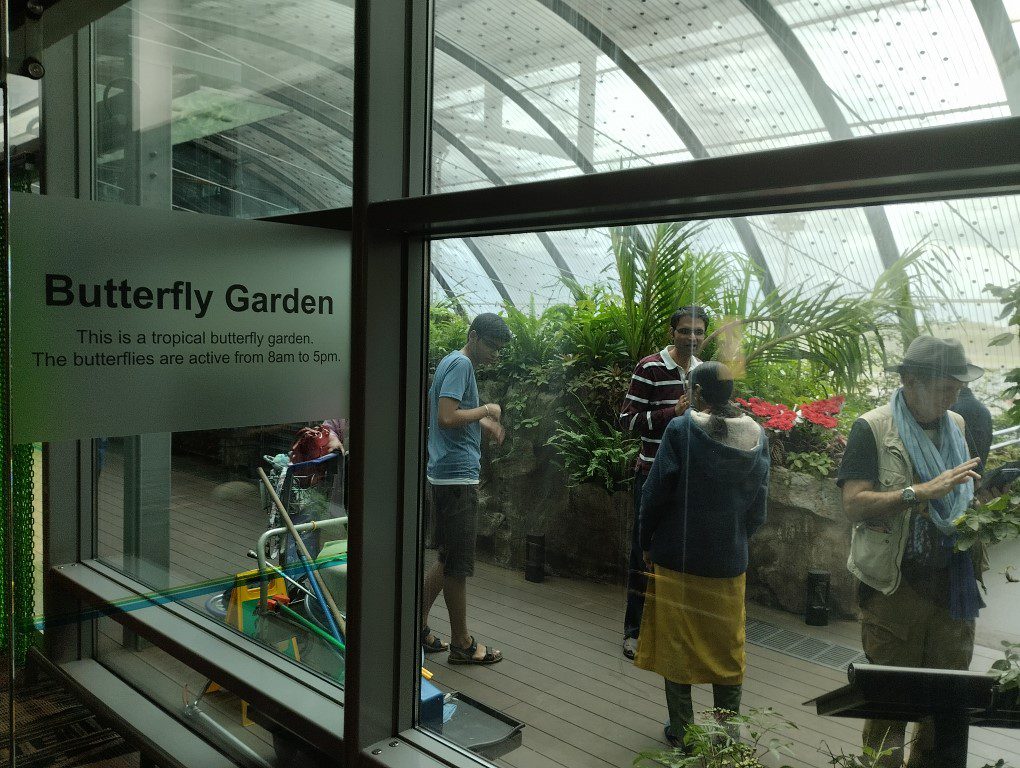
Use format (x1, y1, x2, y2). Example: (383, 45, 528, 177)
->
(786, 451, 835, 478)
(989, 640, 1020, 696)
(735, 395, 847, 468)
(708, 243, 961, 395)
(985, 280, 1020, 425)
(560, 289, 629, 372)
(545, 404, 638, 492)
(631, 707, 905, 768)
(563, 365, 631, 427)
(428, 299, 468, 373)
(495, 298, 569, 380)
(565, 223, 742, 363)
(821, 741, 897, 767)
(953, 490, 1020, 554)
(736, 359, 833, 411)
(870, 241, 963, 348)
(711, 278, 883, 394)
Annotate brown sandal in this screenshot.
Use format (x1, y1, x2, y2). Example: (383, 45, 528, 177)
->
(448, 636, 502, 665)
(422, 625, 449, 654)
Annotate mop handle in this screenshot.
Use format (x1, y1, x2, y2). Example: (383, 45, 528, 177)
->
(257, 468, 347, 640)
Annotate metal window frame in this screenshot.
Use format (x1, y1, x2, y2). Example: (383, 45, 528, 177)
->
(354, 11, 1020, 768)
(368, 114, 1020, 238)
(345, 0, 432, 761)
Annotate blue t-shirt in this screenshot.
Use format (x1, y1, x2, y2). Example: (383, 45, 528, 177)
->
(427, 351, 481, 483)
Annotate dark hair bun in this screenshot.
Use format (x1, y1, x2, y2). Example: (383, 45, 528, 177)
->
(689, 361, 735, 407)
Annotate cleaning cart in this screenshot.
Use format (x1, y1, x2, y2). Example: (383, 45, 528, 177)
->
(201, 450, 522, 764)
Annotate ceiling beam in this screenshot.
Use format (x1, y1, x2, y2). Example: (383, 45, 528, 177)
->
(368, 116, 1020, 237)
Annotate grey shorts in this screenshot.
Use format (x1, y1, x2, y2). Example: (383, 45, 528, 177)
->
(431, 483, 478, 578)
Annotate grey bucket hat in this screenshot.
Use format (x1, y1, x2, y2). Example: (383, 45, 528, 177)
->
(885, 336, 984, 382)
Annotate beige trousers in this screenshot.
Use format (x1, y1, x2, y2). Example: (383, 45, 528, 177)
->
(860, 579, 975, 768)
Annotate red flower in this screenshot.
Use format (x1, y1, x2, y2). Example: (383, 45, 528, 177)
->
(764, 413, 796, 431)
(798, 395, 845, 429)
(738, 393, 847, 433)
(739, 396, 790, 420)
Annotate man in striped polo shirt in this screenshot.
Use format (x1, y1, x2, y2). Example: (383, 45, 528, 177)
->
(618, 306, 709, 659)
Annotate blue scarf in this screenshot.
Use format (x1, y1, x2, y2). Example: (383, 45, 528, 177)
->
(891, 389, 983, 620)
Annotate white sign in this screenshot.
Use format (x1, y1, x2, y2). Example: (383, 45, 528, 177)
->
(11, 193, 350, 442)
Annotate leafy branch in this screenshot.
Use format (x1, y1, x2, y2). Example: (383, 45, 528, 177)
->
(953, 491, 1020, 553)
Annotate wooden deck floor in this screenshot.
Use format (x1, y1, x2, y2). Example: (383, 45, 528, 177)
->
(93, 447, 1020, 767)
(422, 560, 1020, 768)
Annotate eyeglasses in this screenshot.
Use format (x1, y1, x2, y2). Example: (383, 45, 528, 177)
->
(674, 327, 706, 337)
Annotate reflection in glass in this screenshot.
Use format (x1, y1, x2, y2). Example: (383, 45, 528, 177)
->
(94, 421, 349, 764)
(95, 0, 353, 215)
(62, 2, 355, 762)
(421, 203, 1020, 767)
(97, 423, 348, 680)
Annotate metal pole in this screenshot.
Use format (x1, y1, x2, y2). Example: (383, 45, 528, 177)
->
(1, 0, 16, 760)
(931, 712, 970, 768)
(257, 468, 346, 639)
(253, 517, 347, 612)
(990, 436, 1020, 452)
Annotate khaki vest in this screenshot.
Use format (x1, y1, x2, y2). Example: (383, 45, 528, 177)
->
(845, 404, 966, 595)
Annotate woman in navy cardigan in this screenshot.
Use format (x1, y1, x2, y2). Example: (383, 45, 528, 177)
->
(633, 361, 771, 749)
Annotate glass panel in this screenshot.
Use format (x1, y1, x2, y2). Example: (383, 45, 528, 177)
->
(83, 4, 352, 760)
(89, 0, 351, 680)
(9, 75, 40, 192)
(420, 197, 1020, 767)
(432, 0, 1016, 191)
(783, 0, 1008, 135)
(95, 425, 349, 683)
(95, 615, 279, 764)
(95, 0, 353, 215)
(11, 1, 352, 763)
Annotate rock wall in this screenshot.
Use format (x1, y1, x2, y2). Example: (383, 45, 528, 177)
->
(470, 377, 857, 616)
(746, 466, 858, 618)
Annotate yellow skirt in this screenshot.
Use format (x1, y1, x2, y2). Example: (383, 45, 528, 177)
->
(633, 565, 746, 686)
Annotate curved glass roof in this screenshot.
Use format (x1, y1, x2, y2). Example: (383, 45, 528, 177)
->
(11, 0, 1019, 378)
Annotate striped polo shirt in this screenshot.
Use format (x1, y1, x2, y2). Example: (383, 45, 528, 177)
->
(618, 348, 701, 475)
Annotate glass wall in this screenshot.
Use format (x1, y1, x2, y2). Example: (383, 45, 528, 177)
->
(432, 0, 1019, 193)
(9, 1, 355, 764)
(419, 201, 1020, 767)
(7, 0, 1020, 766)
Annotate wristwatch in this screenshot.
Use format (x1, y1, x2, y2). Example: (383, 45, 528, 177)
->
(900, 486, 917, 503)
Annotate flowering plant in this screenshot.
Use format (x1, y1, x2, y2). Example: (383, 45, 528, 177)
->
(799, 395, 845, 429)
(735, 395, 847, 471)
(735, 397, 797, 431)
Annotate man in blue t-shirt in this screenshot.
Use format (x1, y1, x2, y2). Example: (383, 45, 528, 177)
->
(421, 313, 511, 665)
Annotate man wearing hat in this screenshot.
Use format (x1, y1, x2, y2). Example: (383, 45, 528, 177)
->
(838, 336, 984, 768)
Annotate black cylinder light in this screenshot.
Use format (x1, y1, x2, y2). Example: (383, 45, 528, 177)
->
(805, 569, 830, 626)
(524, 534, 545, 583)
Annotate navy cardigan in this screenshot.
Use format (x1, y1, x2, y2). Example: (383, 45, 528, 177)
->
(639, 412, 770, 578)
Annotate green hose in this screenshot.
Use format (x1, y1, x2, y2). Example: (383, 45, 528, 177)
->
(277, 603, 346, 652)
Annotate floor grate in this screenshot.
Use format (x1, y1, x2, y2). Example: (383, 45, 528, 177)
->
(746, 618, 869, 671)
